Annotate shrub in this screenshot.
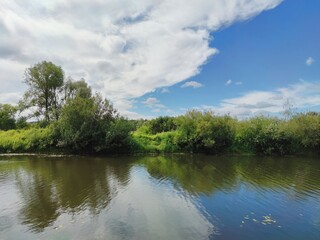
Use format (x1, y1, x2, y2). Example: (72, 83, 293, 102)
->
(145, 116, 177, 134)
(288, 113, 320, 153)
(104, 118, 136, 153)
(236, 117, 294, 155)
(131, 131, 178, 153)
(174, 110, 235, 154)
(0, 127, 54, 153)
(57, 94, 116, 152)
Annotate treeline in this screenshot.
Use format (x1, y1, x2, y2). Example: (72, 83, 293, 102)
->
(0, 61, 135, 154)
(0, 61, 319, 155)
(132, 111, 320, 155)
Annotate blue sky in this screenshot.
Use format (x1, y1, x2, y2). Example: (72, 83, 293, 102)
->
(0, 0, 319, 118)
(136, 0, 320, 118)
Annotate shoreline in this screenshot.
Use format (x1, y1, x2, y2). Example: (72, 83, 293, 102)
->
(0, 151, 318, 158)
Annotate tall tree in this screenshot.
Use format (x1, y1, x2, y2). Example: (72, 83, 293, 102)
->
(58, 93, 117, 152)
(63, 77, 92, 101)
(22, 61, 64, 122)
(0, 104, 17, 130)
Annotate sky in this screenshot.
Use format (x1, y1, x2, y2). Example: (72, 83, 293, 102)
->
(0, 0, 319, 119)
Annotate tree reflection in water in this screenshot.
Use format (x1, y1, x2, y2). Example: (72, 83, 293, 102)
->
(0, 155, 319, 237)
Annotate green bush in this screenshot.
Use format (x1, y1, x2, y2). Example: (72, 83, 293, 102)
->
(174, 110, 235, 154)
(0, 127, 54, 153)
(288, 113, 320, 153)
(236, 117, 294, 155)
(57, 95, 116, 152)
(0, 104, 17, 130)
(131, 131, 178, 153)
(104, 118, 136, 153)
(145, 116, 177, 134)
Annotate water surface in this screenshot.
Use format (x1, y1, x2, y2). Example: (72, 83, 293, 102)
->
(0, 155, 319, 239)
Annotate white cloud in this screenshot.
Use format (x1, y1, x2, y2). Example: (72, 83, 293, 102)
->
(181, 81, 203, 88)
(160, 88, 170, 93)
(235, 81, 243, 85)
(142, 97, 165, 109)
(306, 57, 314, 66)
(152, 108, 161, 113)
(196, 81, 320, 118)
(225, 79, 232, 86)
(0, 92, 22, 105)
(0, 0, 283, 117)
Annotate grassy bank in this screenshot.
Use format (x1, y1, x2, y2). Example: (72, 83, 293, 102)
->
(1, 111, 318, 156)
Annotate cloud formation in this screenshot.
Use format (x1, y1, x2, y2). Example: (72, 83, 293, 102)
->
(142, 97, 165, 109)
(0, 0, 282, 117)
(181, 81, 204, 88)
(199, 81, 320, 118)
(306, 57, 314, 66)
(225, 80, 232, 86)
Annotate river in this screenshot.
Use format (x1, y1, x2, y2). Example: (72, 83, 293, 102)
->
(0, 155, 319, 239)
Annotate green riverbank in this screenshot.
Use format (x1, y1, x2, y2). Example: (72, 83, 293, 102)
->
(1, 111, 319, 156)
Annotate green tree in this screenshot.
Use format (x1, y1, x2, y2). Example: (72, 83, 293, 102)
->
(22, 61, 64, 122)
(105, 117, 136, 153)
(63, 78, 92, 101)
(57, 93, 117, 152)
(175, 110, 235, 153)
(146, 116, 177, 134)
(0, 104, 17, 130)
(236, 117, 293, 155)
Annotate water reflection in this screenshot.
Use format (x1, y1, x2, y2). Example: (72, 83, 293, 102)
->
(1, 156, 132, 233)
(139, 155, 320, 198)
(139, 155, 238, 195)
(0, 155, 320, 239)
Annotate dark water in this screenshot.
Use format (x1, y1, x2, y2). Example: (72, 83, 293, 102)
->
(0, 155, 319, 240)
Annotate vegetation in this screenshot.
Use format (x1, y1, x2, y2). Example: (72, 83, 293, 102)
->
(21, 61, 64, 122)
(0, 61, 319, 155)
(0, 104, 17, 130)
(0, 127, 54, 153)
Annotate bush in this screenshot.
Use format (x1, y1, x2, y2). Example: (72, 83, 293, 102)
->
(145, 116, 177, 134)
(104, 118, 136, 153)
(0, 127, 54, 153)
(131, 131, 178, 153)
(174, 110, 235, 154)
(236, 117, 294, 155)
(57, 94, 116, 152)
(0, 104, 17, 130)
(288, 113, 320, 153)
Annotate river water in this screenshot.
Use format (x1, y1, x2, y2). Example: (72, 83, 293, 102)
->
(0, 155, 319, 240)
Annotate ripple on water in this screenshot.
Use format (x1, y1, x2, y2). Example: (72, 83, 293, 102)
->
(0, 215, 13, 232)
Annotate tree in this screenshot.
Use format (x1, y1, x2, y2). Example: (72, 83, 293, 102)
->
(0, 104, 17, 130)
(57, 93, 118, 152)
(22, 61, 64, 122)
(63, 77, 92, 101)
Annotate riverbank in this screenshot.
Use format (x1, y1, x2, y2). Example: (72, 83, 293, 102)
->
(0, 111, 319, 156)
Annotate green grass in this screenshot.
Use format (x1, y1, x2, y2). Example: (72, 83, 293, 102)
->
(0, 127, 55, 153)
(131, 131, 178, 153)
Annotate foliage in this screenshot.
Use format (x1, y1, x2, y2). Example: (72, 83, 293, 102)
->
(0, 127, 54, 153)
(132, 131, 178, 153)
(63, 78, 92, 101)
(145, 116, 177, 134)
(0, 60, 319, 155)
(57, 94, 117, 152)
(15, 117, 28, 129)
(288, 112, 320, 153)
(0, 104, 17, 130)
(104, 118, 136, 153)
(235, 117, 294, 155)
(22, 61, 64, 121)
(174, 110, 235, 154)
